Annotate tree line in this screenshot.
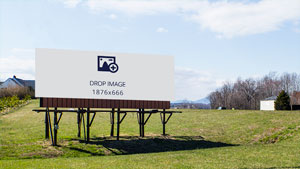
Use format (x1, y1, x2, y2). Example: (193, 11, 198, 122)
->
(209, 72, 300, 110)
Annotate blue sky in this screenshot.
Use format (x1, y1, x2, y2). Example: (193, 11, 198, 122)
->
(0, 0, 300, 100)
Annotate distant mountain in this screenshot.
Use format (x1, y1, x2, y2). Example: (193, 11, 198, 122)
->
(172, 97, 210, 104)
(171, 99, 192, 104)
(193, 98, 210, 104)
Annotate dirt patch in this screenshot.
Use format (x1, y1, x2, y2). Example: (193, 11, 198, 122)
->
(248, 124, 258, 130)
(253, 127, 284, 143)
(20, 140, 64, 158)
(253, 125, 300, 144)
(21, 150, 63, 158)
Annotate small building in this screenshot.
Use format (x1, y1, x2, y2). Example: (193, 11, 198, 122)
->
(291, 92, 300, 110)
(0, 75, 35, 90)
(260, 96, 277, 111)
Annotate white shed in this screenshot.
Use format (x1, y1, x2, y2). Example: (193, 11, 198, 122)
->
(260, 96, 277, 111)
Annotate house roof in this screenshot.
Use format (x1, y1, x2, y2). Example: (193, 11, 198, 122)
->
(0, 76, 35, 90)
(262, 96, 277, 101)
(23, 80, 35, 89)
(11, 77, 24, 86)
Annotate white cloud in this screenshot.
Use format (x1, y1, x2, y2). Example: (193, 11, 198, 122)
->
(86, 0, 182, 16)
(294, 28, 300, 33)
(189, 0, 300, 38)
(0, 48, 35, 81)
(109, 14, 117, 20)
(293, 20, 300, 33)
(61, 0, 82, 8)
(175, 67, 224, 100)
(156, 27, 168, 33)
(81, 0, 300, 38)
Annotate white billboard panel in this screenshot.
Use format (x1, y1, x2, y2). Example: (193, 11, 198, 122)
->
(35, 48, 174, 101)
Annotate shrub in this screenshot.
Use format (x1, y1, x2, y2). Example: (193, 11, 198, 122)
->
(275, 90, 291, 110)
(24, 94, 31, 101)
(0, 87, 34, 99)
(0, 94, 32, 112)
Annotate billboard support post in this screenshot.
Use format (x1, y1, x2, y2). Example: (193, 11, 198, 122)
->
(160, 109, 173, 136)
(110, 108, 115, 137)
(50, 108, 63, 146)
(82, 113, 86, 141)
(138, 109, 141, 136)
(137, 109, 154, 137)
(163, 110, 166, 135)
(45, 107, 49, 139)
(142, 109, 145, 137)
(116, 109, 127, 140)
(77, 108, 82, 138)
(47, 111, 54, 145)
(86, 110, 96, 143)
(117, 109, 120, 140)
(53, 108, 58, 146)
(86, 108, 90, 143)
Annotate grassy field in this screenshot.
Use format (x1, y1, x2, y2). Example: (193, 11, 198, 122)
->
(1, 99, 300, 168)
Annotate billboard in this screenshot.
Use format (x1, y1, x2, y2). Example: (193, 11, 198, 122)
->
(35, 48, 174, 101)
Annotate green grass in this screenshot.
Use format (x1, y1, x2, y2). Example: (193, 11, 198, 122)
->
(1, 100, 300, 168)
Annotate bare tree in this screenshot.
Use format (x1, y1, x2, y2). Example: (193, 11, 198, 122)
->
(209, 72, 300, 110)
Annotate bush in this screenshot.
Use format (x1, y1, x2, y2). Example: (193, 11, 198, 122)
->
(0, 87, 34, 99)
(24, 94, 31, 101)
(0, 95, 31, 112)
(275, 90, 291, 110)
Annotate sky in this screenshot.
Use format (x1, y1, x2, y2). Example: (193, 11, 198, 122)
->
(0, 0, 300, 101)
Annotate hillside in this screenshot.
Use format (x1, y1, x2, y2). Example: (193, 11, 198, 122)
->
(1, 100, 300, 168)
